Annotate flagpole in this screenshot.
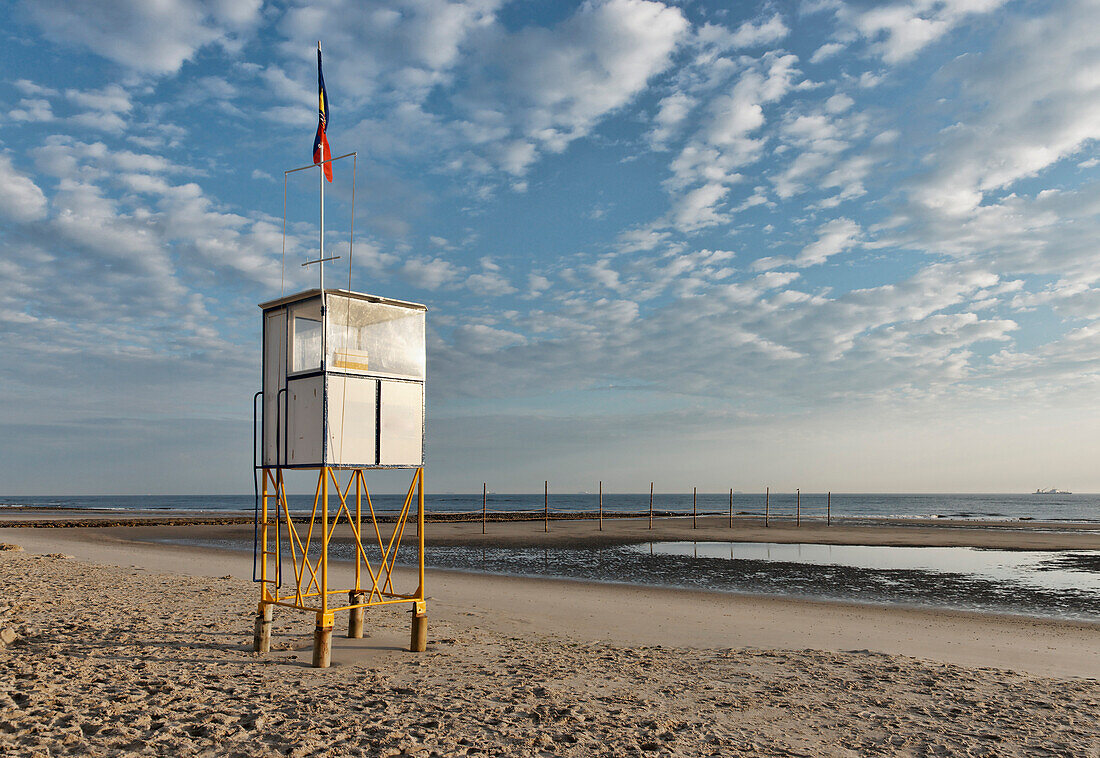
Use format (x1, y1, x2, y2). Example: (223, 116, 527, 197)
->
(318, 41, 325, 295)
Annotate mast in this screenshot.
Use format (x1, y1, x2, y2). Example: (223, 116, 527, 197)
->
(318, 40, 325, 295)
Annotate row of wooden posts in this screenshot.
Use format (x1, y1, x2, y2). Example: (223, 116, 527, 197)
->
(479, 483, 832, 534)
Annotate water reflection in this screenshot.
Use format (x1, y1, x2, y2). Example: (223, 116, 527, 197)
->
(626, 541, 1100, 593)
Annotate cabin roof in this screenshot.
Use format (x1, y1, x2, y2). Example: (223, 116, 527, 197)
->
(258, 288, 427, 312)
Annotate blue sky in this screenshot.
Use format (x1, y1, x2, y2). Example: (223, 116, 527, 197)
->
(1, 0, 1099, 495)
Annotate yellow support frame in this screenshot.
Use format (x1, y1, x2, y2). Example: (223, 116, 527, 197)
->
(254, 466, 427, 667)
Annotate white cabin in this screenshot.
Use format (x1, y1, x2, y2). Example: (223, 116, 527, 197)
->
(260, 289, 426, 468)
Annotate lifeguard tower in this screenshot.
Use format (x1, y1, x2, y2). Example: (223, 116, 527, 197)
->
(251, 153, 428, 667)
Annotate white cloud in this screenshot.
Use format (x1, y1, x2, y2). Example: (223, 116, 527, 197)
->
(13, 79, 58, 97)
(278, 0, 501, 105)
(908, 0, 1100, 217)
(671, 182, 729, 232)
(796, 217, 861, 266)
(21, 137, 309, 296)
(824, 93, 854, 114)
(648, 92, 696, 148)
(669, 52, 802, 195)
(9, 99, 54, 123)
(527, 273, 552, 297)
(647, 50, 804, 236)
(616, 225, 673, 253)
(697, 13, 788, 50)
(51, 178, 173, 279)
(480, 0, 689, 171)
(66, 84, 131, 114)
(810, 42, 845, 64)
(401, 256, 461, 289)
(271, 0, 686, 183)
(0, 156, 49, 223)
(837, 0, 1007, 64)
(22, 0, 262, 75)
(70, 111, 128, 133)
(584, 259, 623, 292)
(452, 323, 527, 353)
(496, 140, 538, 177)
(465, 258, 516, 295)
(156, 182, 289, 286)
(63, 84, 134, 133)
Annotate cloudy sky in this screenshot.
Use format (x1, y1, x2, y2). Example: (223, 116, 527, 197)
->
(1, 0, 1098, 495)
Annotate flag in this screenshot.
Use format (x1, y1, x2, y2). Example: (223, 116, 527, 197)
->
(313, 42, 332, 182)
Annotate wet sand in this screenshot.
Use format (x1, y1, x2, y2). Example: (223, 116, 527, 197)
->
(1, 521, 1098, 755)
(4, 509, 1099, 549)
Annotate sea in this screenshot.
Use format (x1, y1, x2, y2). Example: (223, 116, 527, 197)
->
(1, 491, 1097, 522)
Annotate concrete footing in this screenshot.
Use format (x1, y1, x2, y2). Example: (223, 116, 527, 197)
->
(253, 604, 272, 654)
(348, 591, 366, 639)
(410, 611, 427, 653)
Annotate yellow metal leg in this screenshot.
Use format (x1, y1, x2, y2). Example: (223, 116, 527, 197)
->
(354, 471, 362, 592)
(254, 472, 272, 654)
(260, 471, 269, 599)
(411, 468, 428, 653)
(417, 468, 425, 601)
(253, 466, 427, 668)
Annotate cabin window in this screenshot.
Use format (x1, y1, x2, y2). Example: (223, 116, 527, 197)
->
(289, 298, 323, 373)
(327, 296, 425, 379)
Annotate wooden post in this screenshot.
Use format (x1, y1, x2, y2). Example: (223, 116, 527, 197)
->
(797, 488, 801, 527)
(828, 491, 831, 525)
(482, 482, 487, 535)
(599, 480, 603, 531)
(693, 487, 697, 529)
(649, 482, 654, 529)
(544, 480, 548, 533)
(313, 616, 333, 668)
(410, 609, 427, 652)
(347, 590, 365, 639)
(253, 603, 272, 653)
(729, 488, 733, 528)
(765, 487, 769, 527)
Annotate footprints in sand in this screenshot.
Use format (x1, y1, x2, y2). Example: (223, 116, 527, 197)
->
(0, 551, 1098, 756)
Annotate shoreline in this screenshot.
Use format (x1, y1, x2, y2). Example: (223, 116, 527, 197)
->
(3, 511, 1099, 549)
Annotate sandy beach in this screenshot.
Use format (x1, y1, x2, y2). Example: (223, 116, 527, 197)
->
(1, 519, 1098, 756)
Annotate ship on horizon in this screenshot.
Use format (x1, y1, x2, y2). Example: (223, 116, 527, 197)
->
(1034, 487, 1072, 495)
